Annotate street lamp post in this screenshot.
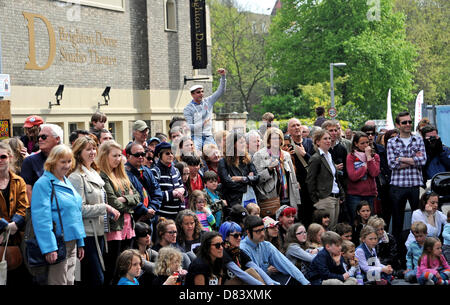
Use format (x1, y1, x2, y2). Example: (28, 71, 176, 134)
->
(330, 62, 346, 109)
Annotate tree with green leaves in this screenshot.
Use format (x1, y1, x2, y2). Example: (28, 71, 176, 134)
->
(209, 0, 271, 118)
(266, 0, 417, 123)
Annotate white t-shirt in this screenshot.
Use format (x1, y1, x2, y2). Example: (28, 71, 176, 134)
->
(318, 148, 340, 194)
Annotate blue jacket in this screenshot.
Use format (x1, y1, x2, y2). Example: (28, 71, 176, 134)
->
(308, 248, 346, 285)
(125, 162, 163, 219)
(405, 240, 423, 271)
(240, 236, 310, 285)
(424, 146, 450, 180)
(31, 171, 86, 254)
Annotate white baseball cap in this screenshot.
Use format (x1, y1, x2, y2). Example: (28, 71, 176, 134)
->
(189, 85, 203, 92)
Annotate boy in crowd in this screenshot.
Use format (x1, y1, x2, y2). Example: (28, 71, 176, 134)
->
(308, 231, 357, 285)
(404, 221, 427, 283)
(90, 111, 107, 140)
(335, 223, 353, 242)
(203, 170, 227, 228)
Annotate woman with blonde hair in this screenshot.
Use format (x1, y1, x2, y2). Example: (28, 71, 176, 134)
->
(68, 136, 119, 286)
(97, 140, 141, 285)
(30, 144, 86, 285)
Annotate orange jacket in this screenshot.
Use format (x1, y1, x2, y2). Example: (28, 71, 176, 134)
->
(0, 171, 29, 231)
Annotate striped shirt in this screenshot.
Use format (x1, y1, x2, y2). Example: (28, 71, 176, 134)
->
(151, 160, 184, 220)
(386, 135, 426, 187)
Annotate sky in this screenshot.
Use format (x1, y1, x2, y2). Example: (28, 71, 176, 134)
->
(233, 0, 278, 15)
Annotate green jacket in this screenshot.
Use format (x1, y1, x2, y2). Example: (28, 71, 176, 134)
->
(100, 171, 141, 232)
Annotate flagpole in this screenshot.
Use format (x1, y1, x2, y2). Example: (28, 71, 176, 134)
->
(386, 89, 394, 129)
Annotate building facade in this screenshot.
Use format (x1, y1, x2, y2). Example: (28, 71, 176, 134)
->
(1, 0, 213, 145)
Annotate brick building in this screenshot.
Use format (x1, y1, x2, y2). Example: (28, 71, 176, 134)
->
(0, 0, 213, 145)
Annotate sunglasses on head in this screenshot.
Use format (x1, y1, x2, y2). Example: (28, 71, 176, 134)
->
(0, 154, 8, 160)
(131, 152, 146, 158)
(211, 241, 225, 249)
(38, 134, 49, 140)
(400, 120, 413, 125)
(229, 233, 242, 239)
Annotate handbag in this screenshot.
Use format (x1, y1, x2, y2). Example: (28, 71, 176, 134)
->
(258, 197, 280, 218)
(24, 182, 66, 268)
(0, 228, 11, 285)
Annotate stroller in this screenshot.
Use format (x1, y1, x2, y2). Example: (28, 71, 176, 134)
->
(431, 171, 450, 213)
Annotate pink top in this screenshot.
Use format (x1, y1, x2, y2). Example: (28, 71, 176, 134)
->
(346, 153, 380, 196)
(416, 254, 450, 278)
(106, 213, 135, 241)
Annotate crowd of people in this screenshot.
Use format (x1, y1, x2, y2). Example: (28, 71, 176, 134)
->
(0, 72, 449, 286)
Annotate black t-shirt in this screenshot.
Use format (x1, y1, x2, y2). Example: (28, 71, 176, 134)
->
(1, 180, 10, 214)
(222, 248, 252, 281)
(185, 257, 221, 286)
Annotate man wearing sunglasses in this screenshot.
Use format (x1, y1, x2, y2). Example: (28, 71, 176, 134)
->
(124, 143, 163, 228)
(387, 111, 427, 242)
(239, 215, 310, 285)
(20, 123, 63, 201)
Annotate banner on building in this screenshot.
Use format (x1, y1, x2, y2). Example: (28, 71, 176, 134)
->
(0, 74, 11, 97)
(190, 0, 207, 69)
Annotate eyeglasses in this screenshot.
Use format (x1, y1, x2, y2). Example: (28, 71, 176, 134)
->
(164, 151, 174, 156)
(131, 152, 146, 158)
(211, 242, 225, 249)
(296, 231, 307, 235)
(400, 120, 413, 125)
(166, 230, 177, 235)
(253, 228, 265, 234)
(229, 233, 242, 239)
(0, 155, 8, 160)
(38, 134, 49, 140)
(365, 132, 375, 136)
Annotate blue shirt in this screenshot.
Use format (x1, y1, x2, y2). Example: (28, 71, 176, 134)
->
(443, 223, 450, 246)
(406, 240, 424, 270)
(240, 236, 310, 285)
(117, 277, 139, 285)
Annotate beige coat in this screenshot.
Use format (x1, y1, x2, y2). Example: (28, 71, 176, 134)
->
(68, 168, 107, 237)
(252, 148, 301, 207)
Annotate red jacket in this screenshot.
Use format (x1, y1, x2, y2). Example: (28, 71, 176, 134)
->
(346, 152, 380, 197)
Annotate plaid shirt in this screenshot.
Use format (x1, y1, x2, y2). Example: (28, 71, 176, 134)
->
(387, 135, 427, 187)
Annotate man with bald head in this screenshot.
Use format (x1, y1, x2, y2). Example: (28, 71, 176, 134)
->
(287, 118, 315, 226)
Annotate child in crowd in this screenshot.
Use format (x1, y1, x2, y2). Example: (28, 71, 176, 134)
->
(189, 190, 216, 231)
(341, 240, 359, 279)
(246, 203, 260, 217)
(89, 111, 107, 140)
(263, 216, 283, 251)
(203, 170, 227, 228)
(416, 237, 450, 285)
(312, 210, 331, 231)
(404, 221, 427, 283)
(116, 249, 142, 285)
(306, 223, 325, 254)
(355, 225, 394, 285)
(352, 201, 372, 246)
(153, 246, 187, 285)
(367, 216, 402, 272)
(335, 223, 353, 241)
(174, 161, 189, 209)
(308, 231, 357, 285)
(443, 211, 450, 264)
(182, 155, 204, 194)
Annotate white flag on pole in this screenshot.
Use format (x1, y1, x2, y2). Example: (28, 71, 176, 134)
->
(414, 90, 424, 131)
(386, 89, 394, 129)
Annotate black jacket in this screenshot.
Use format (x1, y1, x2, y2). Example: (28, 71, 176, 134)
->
(217, 158, 259, 207)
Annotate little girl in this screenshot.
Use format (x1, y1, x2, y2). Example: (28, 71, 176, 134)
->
(417, 237, 450, 285)
(306, 223, 325, 254)
(189, 190, 216, 231)
(352, 201, 371, 246)
(355, 225, 394, 285)
(116, 249, 142, 285)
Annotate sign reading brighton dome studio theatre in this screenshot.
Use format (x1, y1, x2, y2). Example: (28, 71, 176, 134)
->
(23, 11, 118, 71)
(190, 0, 207, 69)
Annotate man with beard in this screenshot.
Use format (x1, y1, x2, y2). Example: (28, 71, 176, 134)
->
(420, 125, 450, 182)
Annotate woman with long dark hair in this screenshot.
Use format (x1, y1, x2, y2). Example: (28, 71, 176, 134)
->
(218, 130, 259, 207)
(185, 231, 224, 285)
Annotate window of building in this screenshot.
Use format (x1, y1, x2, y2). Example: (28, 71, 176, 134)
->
(165, 0, 177, 32)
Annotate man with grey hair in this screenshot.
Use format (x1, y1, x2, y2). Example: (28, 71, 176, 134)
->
(246, 130, 261, 158)
(21, 123, 63, 202)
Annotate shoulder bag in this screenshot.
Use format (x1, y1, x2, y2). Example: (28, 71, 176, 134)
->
(24, 182, 66, 268)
